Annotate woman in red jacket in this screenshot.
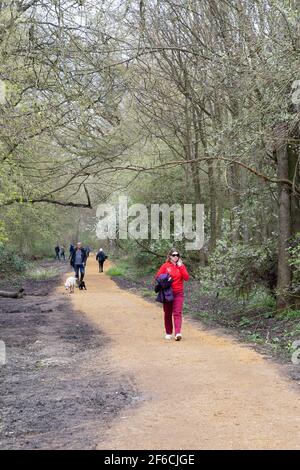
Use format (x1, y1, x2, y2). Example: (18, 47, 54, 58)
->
(155, 248, 189, 341)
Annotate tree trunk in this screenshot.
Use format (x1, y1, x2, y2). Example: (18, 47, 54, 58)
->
(207, 159, 217, 250)
(196, 108, 218, 251)
(184, 98, 201, 203)
(276, 125, 292, 311)
(229, 164, 242, 242)
(0, 288, 24, 298)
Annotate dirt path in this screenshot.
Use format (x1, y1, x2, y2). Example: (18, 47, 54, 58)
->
(0, 262, 135, 450)
(70, 257, 300, 450)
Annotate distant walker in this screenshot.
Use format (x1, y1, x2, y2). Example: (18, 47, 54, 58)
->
(96, 248, 107, 273)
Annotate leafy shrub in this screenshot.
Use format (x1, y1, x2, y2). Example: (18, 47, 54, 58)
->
(247, 288, 276, 309)
(195, 239, 277, 298)
(117, 238, 184, 273)
(277, 309, 300, 320)
(0, 244, 26, 275)
(106, 266, 125, 276)
(287, 233, 300, 301)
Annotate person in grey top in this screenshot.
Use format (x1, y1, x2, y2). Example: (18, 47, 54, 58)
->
(70, 242, 87, 282)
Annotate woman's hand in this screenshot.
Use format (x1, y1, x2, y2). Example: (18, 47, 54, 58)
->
(177, 258, 183, 267)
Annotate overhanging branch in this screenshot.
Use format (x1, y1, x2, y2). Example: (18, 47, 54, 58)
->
(0, 186, 93, 208)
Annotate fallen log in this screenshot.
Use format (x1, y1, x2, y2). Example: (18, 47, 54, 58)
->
(0, 288, 25, 299)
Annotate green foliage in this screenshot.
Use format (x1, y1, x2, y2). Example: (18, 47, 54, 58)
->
(1, 203, 83, 259)
(246, 333, 264, 343)
(193, 311, 210, 320)
(0, 220, 8, 244)
(106, 266, 126, 276)
(238, 316, 254, 328)
(287, 233, 300, 294)
(0, 0, 299, 324)
(277, 309, 300, 321)
(140, 289, 153, 298)
(0, 244, 26, 275)
(247, 288, 276, 309)
(115, 240, 159, 272)
(196, 239, 276, 298)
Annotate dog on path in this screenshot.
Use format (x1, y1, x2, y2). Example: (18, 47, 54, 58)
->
(65, 276, 77, 294)
(78, 280, 87, 291)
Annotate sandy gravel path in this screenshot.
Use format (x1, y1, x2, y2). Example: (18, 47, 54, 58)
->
(71, 257, 300, 450)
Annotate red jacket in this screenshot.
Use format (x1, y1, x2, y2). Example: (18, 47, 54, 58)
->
(155, 261, 189, 294)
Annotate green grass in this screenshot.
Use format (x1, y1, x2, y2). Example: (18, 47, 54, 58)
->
(246, 332, 264, 343)
(107, 257, 155, 281)
(27, 266, 60, 280)
(106, 266, 125, 276)
(192, 311, 210, 319)
(238, 316, 254, 327)
(277, 309, 300, 320)
(140, 289, 153, 297)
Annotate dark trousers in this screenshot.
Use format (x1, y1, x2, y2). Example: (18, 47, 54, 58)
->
(74, 264, 85, 281)
(98, 261, 104, 272)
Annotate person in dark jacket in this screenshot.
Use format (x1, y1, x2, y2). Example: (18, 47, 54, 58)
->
(70, 242, 87, 282)
(60, 245, 66, 261)
(96, 248, 107, 273)
(55, 244, 60, 260)
(69, 244, 75, 260)
(155, 248, 189, 341)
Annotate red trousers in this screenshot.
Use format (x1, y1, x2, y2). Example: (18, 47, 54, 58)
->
(163, 292, 184, 335)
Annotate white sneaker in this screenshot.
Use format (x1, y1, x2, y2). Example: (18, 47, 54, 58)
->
(165, 334, 172, 340)
(175, 333, 182, 341)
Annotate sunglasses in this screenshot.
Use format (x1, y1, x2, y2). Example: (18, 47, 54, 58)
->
(171, 253, 179, 257)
